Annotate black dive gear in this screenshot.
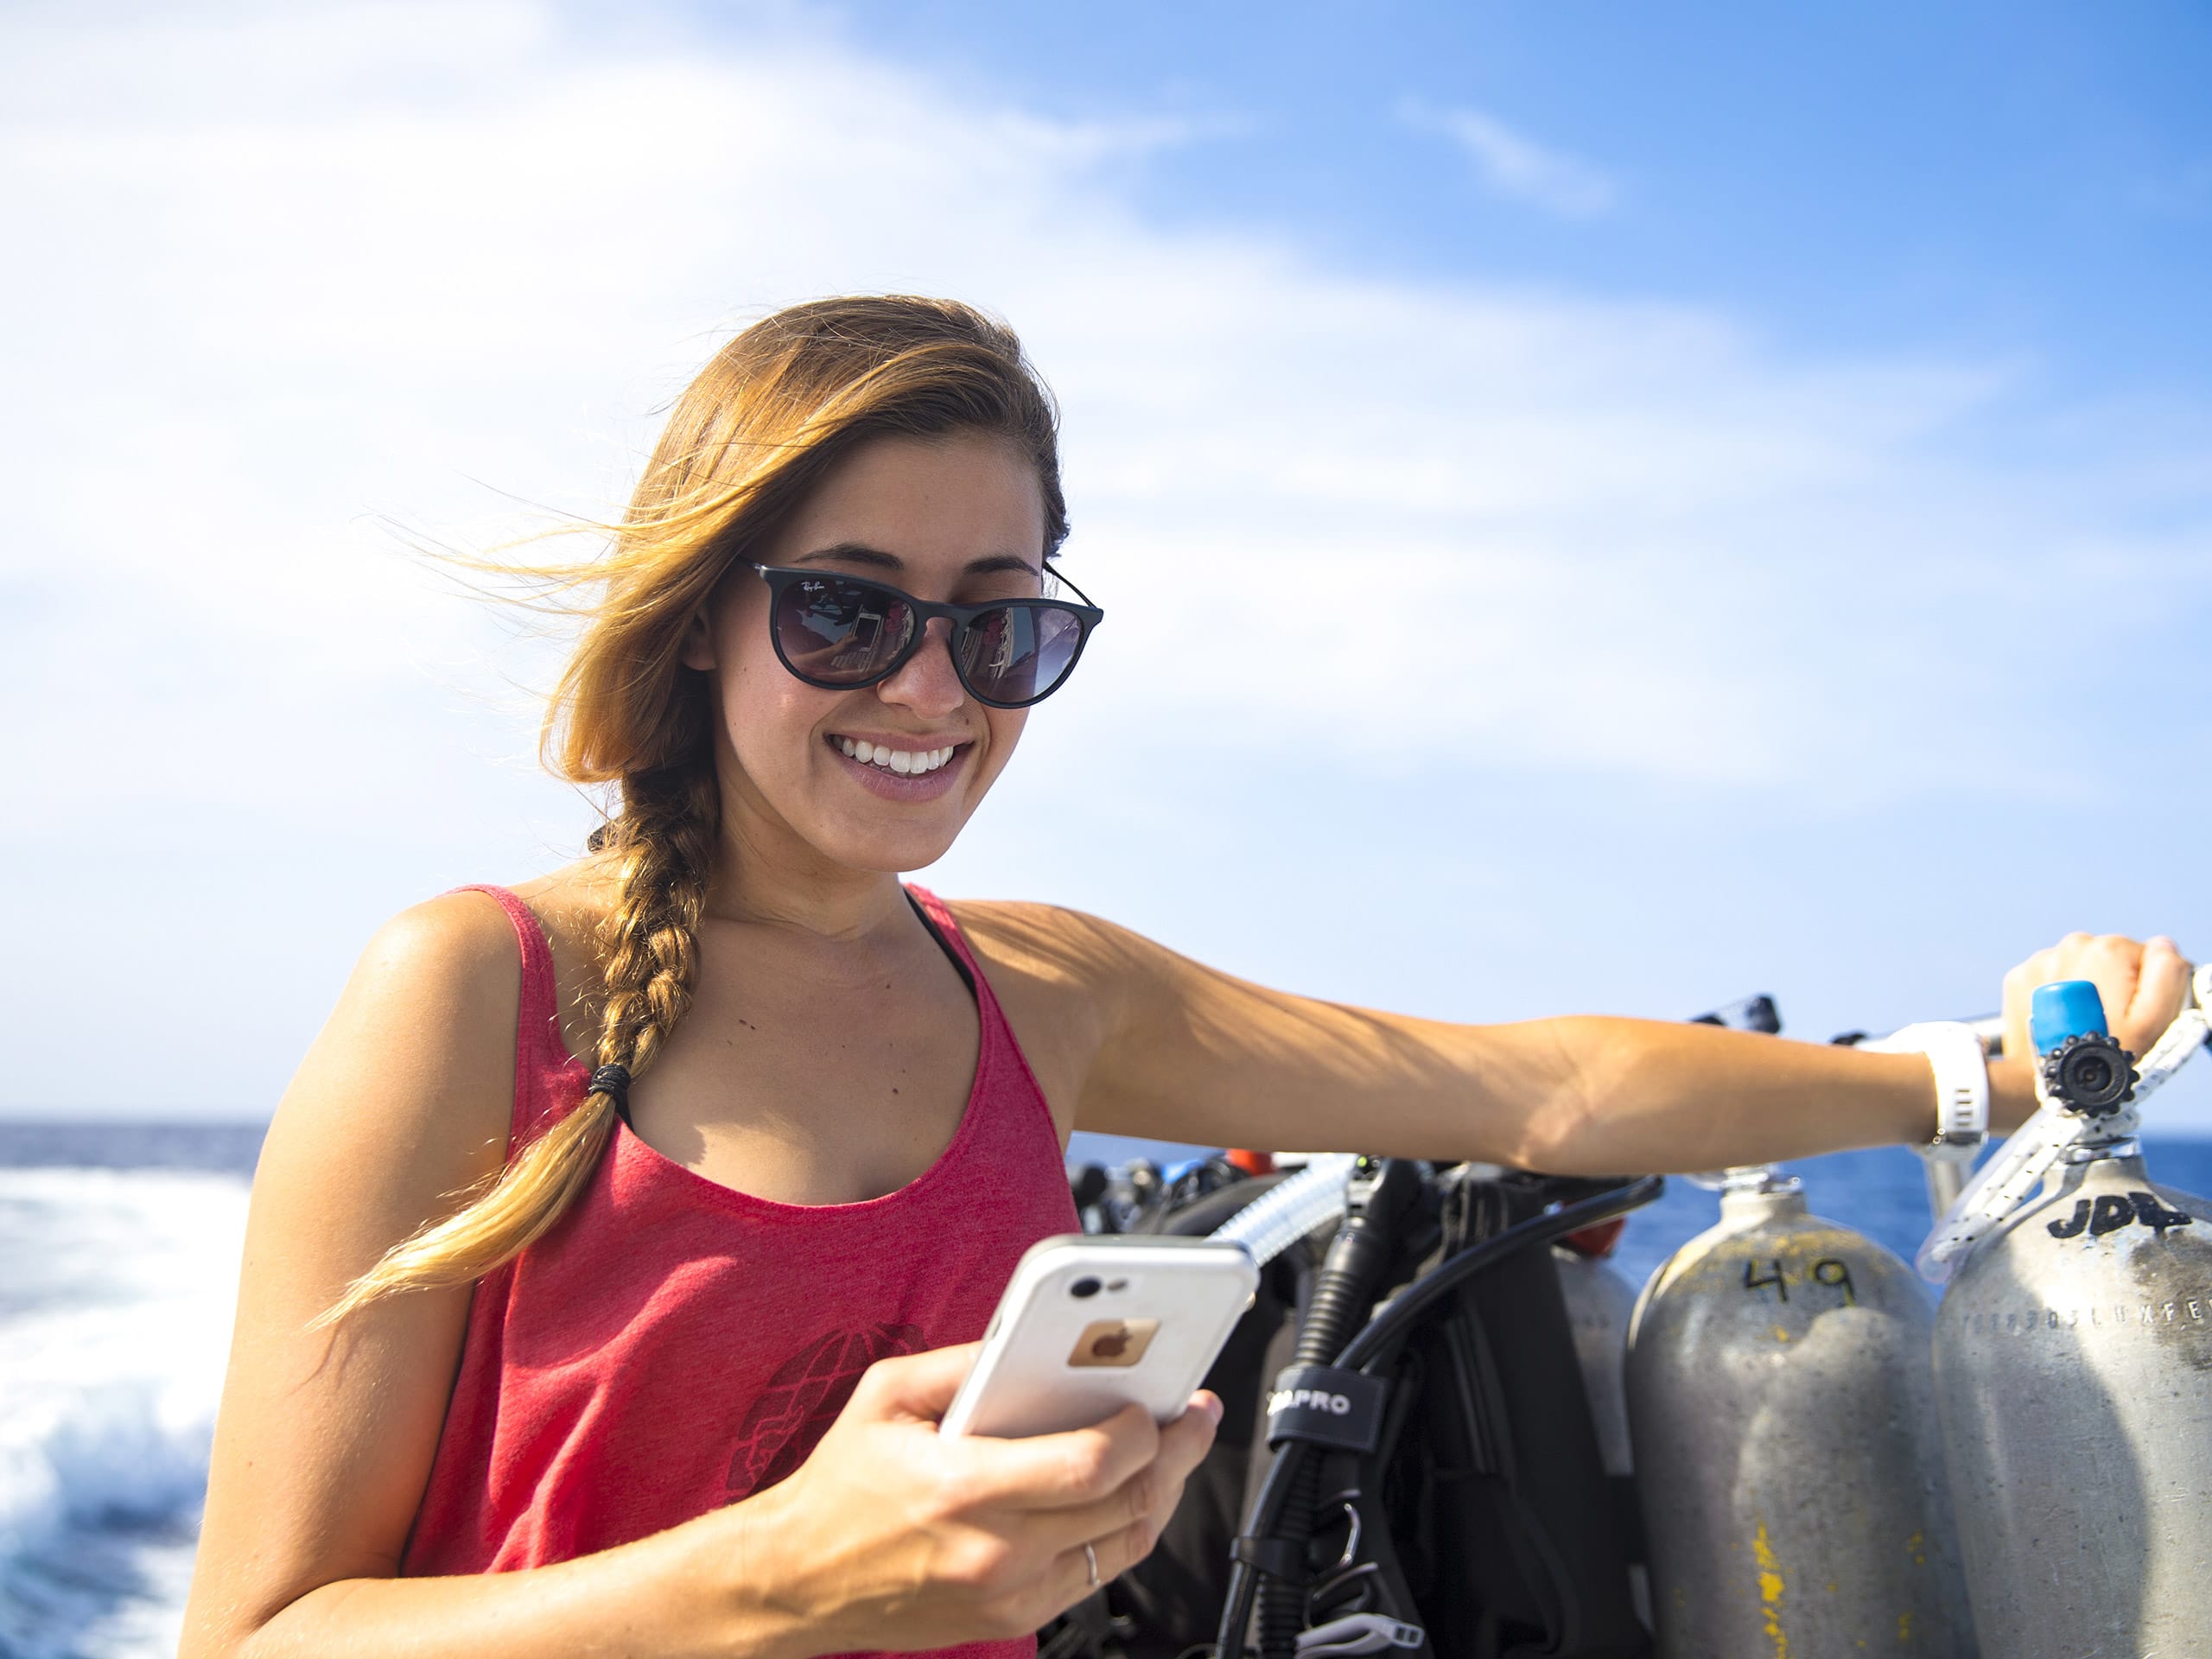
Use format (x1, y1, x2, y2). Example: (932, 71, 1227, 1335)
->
(1043, 1156, 1662, 1656)
(1255, 1157, 1425, 1656)
(1218, 1175, 1662, 1659)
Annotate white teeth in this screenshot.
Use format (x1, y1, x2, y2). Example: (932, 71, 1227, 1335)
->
(836, 739, 961, 773)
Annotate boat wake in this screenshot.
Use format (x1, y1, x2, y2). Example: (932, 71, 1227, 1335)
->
(0, 1167, 249, 1659)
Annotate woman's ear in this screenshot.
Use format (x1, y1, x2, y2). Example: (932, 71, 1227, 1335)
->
(678, 604, 716, 671)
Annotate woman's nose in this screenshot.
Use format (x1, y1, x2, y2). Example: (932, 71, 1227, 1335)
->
(877, 616, 965, 715)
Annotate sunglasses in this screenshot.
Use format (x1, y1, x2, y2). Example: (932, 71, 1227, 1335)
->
(747, 563, 1103, 709)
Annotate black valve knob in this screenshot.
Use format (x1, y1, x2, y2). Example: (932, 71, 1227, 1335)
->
(2042, 1032, 2139, 1116)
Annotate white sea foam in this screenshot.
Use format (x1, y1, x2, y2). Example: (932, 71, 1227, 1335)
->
(0, 1167, 250, 1659)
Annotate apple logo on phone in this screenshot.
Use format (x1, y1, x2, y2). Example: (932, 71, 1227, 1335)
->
(1069, 1316, 1160, 1369)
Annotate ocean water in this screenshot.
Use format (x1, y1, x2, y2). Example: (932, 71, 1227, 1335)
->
(0, 1125, 259, 1659)
(6, 1121, 2211, 1657)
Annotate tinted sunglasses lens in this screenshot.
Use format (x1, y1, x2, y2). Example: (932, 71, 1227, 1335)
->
(772, 576, 913, 685)
(957, 605, 1085, 705)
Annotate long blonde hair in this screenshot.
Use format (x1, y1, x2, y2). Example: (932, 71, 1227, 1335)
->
(315, 296, 1068, 1326)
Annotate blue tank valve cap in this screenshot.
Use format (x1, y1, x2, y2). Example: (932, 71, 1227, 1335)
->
(2029, 981, 2109, 1053)
(2031, 982, 2138, 1116)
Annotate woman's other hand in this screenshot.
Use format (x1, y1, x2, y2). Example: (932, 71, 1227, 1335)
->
(2003, 932, 2194, 1066)
(723, 1342, 1221, 1653)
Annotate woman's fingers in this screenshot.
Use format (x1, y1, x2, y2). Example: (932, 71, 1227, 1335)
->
(847, 1342, 983, 1423)
(2002, 931, 2195, 1061)
(1044, 1512, 1166, 1605)
(1044, 1433, 1221, 1610)
(2126, 936, 2195, 1048)
(955, 1402, 1164, 1510)
(997, 1394, 1219, 1556)
(778, 1354, 1217, 1648)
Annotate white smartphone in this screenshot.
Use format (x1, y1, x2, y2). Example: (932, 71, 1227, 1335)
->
(939, 1234, 1260, 1439)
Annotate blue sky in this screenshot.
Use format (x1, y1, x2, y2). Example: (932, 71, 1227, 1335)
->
(2, 1, 2208, 1128)
(764, 0, 2212, 389)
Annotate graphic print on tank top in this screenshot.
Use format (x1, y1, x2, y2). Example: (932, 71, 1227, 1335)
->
(725, 1320, 925, 1497)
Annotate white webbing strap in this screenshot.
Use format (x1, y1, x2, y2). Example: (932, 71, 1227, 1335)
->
(1916, 963, 2211, 1285)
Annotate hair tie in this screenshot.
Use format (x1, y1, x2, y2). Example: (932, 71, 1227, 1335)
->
(588, 1064, 632, 1123)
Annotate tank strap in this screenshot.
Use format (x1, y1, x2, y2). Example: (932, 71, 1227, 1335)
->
(1264, 1364, 1389, 1453)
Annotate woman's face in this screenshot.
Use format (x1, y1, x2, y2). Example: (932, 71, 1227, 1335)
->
(682, 429, 1052, 879)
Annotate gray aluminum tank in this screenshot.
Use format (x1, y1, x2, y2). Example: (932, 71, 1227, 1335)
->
(1932, 1146, 2212, 1656)
(1556, 1241, 1652, 1625)
(1626, 1169, 1976, 1656)
(1556, 1243, 1637, 1478)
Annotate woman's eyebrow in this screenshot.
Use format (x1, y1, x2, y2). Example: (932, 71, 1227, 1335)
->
(791, 542, 1040, 578)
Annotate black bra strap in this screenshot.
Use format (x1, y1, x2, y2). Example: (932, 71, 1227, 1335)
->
(905, 890, 976, 997)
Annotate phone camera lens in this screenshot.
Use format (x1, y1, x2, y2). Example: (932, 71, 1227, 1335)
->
(1070, 1276, 1102, 1300)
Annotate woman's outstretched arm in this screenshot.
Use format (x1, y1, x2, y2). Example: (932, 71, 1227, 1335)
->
(957, 904, 2192, 1173)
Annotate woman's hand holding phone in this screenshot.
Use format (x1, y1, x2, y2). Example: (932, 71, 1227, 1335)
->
(723, 1343, 1222, 1652)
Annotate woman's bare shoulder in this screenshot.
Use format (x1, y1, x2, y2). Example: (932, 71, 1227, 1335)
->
(940, 898, 1149, 995)
(936, 900, 1154, 1127)
(264, 888, 542, 1192)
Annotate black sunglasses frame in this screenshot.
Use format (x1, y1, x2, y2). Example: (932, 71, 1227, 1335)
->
(747, 562, 1105, 710)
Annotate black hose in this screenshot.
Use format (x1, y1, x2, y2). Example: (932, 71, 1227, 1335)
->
(1255, 1159, 1421, 1658)
(1215, 1174, 1665, 1657)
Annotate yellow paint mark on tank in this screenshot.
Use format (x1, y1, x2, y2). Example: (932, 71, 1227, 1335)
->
(1751, 1521, 1789, 1658)
(1826, 1580, 1840, 1594)
(1770, 1325, 1792, 1343)
(1906, 1529, 1927, 1567)
(1897, 1609, 1913, 1643)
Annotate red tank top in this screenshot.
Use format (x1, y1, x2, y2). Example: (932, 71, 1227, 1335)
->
(400, 884, 1079, 1659)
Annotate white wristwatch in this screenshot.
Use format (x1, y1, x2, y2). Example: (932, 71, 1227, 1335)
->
(1861, 1020, 1990, 1160)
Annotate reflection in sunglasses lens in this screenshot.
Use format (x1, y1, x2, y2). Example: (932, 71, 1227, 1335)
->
(771, 574, 1085, 707)
(957, 607, 1077, 705)
(779, 579, 911, 683)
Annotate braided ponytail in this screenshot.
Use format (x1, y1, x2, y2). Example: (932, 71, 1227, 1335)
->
(311, 764, 720, 1328)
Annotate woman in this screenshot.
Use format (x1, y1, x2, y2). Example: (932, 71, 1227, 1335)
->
(178, 296, 2190, 1658)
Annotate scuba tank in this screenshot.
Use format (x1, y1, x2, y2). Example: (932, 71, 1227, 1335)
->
(1624, 1165, 1976, 1657)
(1929, 973, 2212, 1656)
(1554, 1222, 1635, 1484)
(1553, 1219, 1649, 1627)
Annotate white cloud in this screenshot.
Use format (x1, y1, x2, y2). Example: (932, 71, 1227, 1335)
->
(2, 3, 2208, 1118)
(1400, 97, 1618, 219)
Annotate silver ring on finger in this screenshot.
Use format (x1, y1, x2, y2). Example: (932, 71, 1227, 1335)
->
(1083, 1540, 1100, 1589)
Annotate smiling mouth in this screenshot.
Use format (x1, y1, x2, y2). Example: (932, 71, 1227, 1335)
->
(826, 735, 965, 776)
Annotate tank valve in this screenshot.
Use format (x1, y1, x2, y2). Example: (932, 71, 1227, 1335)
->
(2041, 1032, 2139, 1116)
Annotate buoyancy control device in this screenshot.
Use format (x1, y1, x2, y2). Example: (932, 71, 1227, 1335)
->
(1212, 1163, 1660, 1659)
(1929, 972, 2212, 1656)
(1624, 1165, 1976, 1656)
(1042, 1154, 1662, 1657)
